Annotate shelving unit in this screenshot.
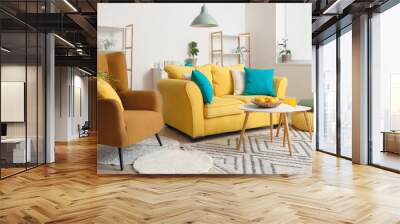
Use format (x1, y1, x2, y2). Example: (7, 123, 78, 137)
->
(97, 24, 134, 89)
(211, 31, 251, 66)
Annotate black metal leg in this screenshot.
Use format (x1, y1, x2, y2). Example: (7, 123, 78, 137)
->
(155, 134, 162, 146)
(118, 148, 123, 171)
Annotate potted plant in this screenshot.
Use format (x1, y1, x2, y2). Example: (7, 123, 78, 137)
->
(187, 41, 199, 66)
(277, 38, 292, 63)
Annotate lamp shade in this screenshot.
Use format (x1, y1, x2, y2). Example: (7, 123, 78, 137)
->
(191, 4, 218, 28)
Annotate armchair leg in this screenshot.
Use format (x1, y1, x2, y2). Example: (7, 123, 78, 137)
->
(155, 133, 163, 146)
(118, 148, 123, 171)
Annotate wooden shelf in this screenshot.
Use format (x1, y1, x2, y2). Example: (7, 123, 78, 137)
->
(210, 31, 251, 66)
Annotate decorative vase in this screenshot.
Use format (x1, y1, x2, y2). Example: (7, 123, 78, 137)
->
(281, 54, 292, 63)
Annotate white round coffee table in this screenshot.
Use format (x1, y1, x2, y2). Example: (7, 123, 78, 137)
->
(236, 103, 312, 155)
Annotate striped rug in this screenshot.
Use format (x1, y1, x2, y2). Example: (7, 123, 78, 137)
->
(182, 128, 312, 175)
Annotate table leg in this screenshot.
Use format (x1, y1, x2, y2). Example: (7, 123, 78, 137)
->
(270, 113, 273, 143)
(303, 111, 312, 140)
(237, 112, 250, 151)
(276, 113, 283, 137)
(283, 113, 293, 156)
(283, 114, 287, 147)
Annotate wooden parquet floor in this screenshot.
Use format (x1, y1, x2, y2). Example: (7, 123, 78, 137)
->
(1, 135, 400, 224)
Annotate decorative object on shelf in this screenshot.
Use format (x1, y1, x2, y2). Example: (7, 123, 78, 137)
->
(191, 4, 218, 28)
(235, 46, 248, 64)
(187, 41, 199, 66)
(211, 31, 251, 66)
(278, 38, 292, 63)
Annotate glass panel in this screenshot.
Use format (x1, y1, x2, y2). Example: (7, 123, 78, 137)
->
(371, 4, 400, 171)
(27, 31, 38, 168)
(317, 38, 337, 154)
(38, 33, 46, 165)
(1, 31, 27, 177)
(340, 29, 352, 158)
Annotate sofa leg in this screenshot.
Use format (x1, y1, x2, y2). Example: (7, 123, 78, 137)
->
(155, 133, 162, 146)
(118, 148, 123, 171)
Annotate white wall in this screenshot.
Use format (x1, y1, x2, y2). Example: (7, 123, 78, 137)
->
(246, 3, 313, 100)
(55, 67, 89, 141)
(276, 4, 312, 61)
(98, 3, 246, 90)
(98, 3, 312, 100)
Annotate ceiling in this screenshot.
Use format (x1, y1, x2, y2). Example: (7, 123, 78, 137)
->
(0, 0, 394, 73)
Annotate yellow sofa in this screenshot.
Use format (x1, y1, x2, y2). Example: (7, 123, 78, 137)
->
(157, 64, 288, 139)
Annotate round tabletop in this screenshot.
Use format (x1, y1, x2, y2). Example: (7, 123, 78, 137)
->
(240, 103, 311, 113)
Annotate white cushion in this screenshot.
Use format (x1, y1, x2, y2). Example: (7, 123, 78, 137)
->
(182, 73, 192, 80)
(231, 70, 245, 95)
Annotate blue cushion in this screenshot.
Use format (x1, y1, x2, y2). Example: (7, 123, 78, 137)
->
(191, 70, 214, 104)
(243, 67, 276, 96)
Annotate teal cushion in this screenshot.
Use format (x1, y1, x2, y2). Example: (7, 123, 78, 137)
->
(243, 67, 276, 96)
(191, 70, 214, 104)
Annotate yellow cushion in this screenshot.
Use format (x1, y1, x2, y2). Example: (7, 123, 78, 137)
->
(204, 97, 243, 119)
(211, 64, 244, 96)
(164, 64, 193, 79)
(292, 112, 314, 132)
(195, 64, 213, 83)
(164, 64, 213, 83)
(97, 78, 124, 111)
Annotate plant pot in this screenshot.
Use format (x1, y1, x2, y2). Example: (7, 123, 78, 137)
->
(281, 54, 292, 63)
(185, 58, 198, 67)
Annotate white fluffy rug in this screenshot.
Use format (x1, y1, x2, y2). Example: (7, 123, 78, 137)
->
(133, 149, 213, 174)
(97, 136, 179, 166)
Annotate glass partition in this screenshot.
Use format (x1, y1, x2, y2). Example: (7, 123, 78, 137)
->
(340, 29, 352, 158)
(370, 3, 400, 171)
(317, 37, 337, 155)
(0, 2, 46, 179)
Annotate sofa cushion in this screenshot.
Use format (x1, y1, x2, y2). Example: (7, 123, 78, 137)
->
(204, 97, 243, 119)
(222, 95, 264, 104)
(165, 64, 193, 79)
(192, 70, 214, 104)
(244, 67, 276, 96)
(165, 64, 213, 83)
(211, 64, 244, 97)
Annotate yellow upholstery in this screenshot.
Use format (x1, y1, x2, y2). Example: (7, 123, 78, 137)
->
(222, 95, 262, 103)
(292, 112, 314, 132)
(97, 78, 124, 111)
(211, 64, 244, 96)
(157, 69, 288, 138)
(105, 52, 129, 92)
(157, 79, 205, 138)
(164, 64, 193, 79)
(195, 64, 213, 83)
(164, 64, 213, 83)
(204, 97, 243, 119)
(97, 52, 164, 149)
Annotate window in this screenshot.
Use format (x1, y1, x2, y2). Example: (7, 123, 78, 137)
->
(370, 3, 400, 171)
(317, 37, 337, 154)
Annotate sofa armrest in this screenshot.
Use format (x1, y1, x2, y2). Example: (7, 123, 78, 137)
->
(274, 76, 288, 98)
(97, 98, 128, 147)
(119, 90, 161, 112)
(157, 79, 205, 138)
